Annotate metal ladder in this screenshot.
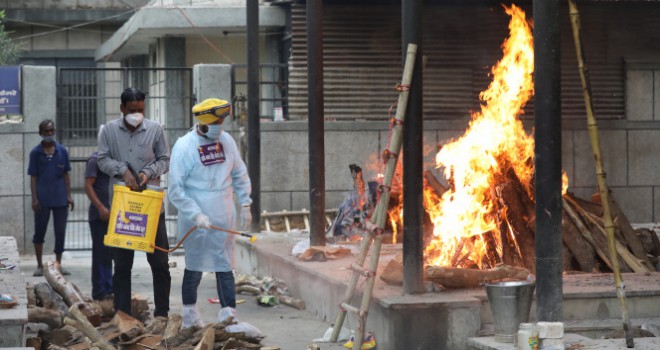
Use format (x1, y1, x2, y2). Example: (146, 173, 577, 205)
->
(329, 43, 417, 350)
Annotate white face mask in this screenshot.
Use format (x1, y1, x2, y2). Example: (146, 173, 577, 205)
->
(124, 112, 144, 127)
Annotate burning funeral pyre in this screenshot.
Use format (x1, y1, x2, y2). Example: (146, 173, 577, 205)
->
(330, 5, 660, 287)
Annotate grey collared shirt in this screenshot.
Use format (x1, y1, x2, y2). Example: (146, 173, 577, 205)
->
(97, 117, 170, 195)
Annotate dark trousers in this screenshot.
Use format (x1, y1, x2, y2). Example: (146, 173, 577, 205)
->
(182, 269, 236, 308)
(33, 206, 68, 254)
(89, 219, 113, 300)
(113, 213, 171, 317)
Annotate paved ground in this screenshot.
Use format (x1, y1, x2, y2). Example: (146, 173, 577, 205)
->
(20, 250, 347, 350)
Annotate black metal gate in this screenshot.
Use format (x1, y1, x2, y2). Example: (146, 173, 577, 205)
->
(57, 67, 195, 250)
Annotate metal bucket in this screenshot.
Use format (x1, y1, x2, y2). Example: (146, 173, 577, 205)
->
(485, 280, 535, 343)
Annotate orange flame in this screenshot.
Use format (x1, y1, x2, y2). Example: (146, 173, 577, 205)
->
(424, 5, 536, 268)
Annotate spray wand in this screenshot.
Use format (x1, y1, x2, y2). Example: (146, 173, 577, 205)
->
(151, 225, 257, 253)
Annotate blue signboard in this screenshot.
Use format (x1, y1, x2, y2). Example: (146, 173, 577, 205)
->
(0, 66, 21, 115)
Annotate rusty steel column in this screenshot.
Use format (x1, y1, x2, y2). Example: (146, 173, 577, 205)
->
(247, 0, 261, 233)
(402, 0, 425, 294)
(534, 0, 563, 321)
(307, 0, 326, 246)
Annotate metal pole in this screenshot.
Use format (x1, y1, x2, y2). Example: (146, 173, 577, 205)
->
(247, 0, 261, 232)
(402, 0, 425, 294)
(533, 0, 563, 322)
(307, 0, 326, 246)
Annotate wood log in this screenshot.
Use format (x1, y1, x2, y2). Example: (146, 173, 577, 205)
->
(565, 196, 636, 272)
(37, 328, 73, 347)
(111, 310, 144, 342)
(45, 345, 69, 350)
(566, 192, 603, 216)
(117, 334, 162, 350)
(34, 282, 69, 315)
(562, 212, 596, 272)
(424, 170, 448, 198)
(380, 252, 403, 285)
(425, 264, 532, 289)
(218, 338, 262, 350)
(582, 210, 648, 273)
(162, 324, 197, 348)
(496, 167, 536, 273)
(62, 343, 90, 350)
(277, 294, 306, 310)
(193, 327, 215, 350)
(562, 245, 578, 272)
(636, 227, 660, 257)
(145, 316, 168, 335)
(236, 285, 262, 295)
(130, 293, 150, 322)
(162, 314, 183, 341)
(91, 298, 114, 319)
(63, 303, 116, 350)
(563, 198, 615, 271)
(27, 282, 37, 307)
(28, 306, 64, 329)
(44, 261, 101, 327)
(593, 193, 653, 270)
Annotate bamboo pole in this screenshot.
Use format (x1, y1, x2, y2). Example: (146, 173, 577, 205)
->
(568, 1, 634, 346)
(330, 44, 417, 348)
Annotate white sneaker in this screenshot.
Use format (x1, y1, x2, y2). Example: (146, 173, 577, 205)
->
(182, 304, 205, 329)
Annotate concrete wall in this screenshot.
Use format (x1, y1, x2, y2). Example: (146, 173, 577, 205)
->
(0, 66, 57, 254)
(1, 0, 149, 9)
(10, 24, 120, 54)
(255, 117, 660, 223)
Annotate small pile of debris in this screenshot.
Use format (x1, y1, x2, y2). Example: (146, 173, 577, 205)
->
(235, 274, 306, 310)
(25, 261, 300, 350)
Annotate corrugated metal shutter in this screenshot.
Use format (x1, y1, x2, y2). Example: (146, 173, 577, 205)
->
(289, 3, 624, 121)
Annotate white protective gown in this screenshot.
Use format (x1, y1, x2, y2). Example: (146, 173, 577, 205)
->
(168, 127, 252, 272)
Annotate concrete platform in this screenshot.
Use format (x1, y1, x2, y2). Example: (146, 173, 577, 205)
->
(0, 237, 28, 348)
(234, 231, 660, 350)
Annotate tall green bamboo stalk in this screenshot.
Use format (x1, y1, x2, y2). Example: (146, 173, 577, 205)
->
(329, 44, 418, 349)
(568, 0, 633, 347)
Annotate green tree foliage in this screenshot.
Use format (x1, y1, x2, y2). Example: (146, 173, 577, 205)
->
(0, 10, 21, 65)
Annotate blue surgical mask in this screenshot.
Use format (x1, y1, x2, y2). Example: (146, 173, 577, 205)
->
(204, 124, 222, 140)
(42, 135, 55, 143)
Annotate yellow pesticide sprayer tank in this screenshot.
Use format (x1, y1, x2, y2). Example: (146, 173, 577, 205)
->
(104, 184, 164, 253)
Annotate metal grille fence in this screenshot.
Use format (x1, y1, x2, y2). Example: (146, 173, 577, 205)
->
(231, 63, 289, 120)
(58, 67, 194, 250)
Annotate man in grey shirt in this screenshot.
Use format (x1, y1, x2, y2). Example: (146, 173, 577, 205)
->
(98, 87, 171, 318)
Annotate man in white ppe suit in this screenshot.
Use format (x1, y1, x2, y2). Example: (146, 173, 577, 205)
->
(168, 98, 252, 328)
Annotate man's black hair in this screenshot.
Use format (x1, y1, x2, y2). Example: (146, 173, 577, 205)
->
(120, 88, 146, 105)
(38, 119, 54, 133)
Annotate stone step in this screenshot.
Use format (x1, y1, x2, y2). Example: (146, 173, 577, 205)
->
(480, 317, 660, 339)
(469, 333, 660, 350)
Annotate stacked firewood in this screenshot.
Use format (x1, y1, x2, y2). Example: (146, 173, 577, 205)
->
(422, 166, 660, 275)
(562, 192, 660, 274)
(378, 168, 660, 289)
(25, 261, 264, 350)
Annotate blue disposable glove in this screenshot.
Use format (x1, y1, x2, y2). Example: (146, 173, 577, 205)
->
(239, 206, 252, 231)
(195, 213, 211, 229)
